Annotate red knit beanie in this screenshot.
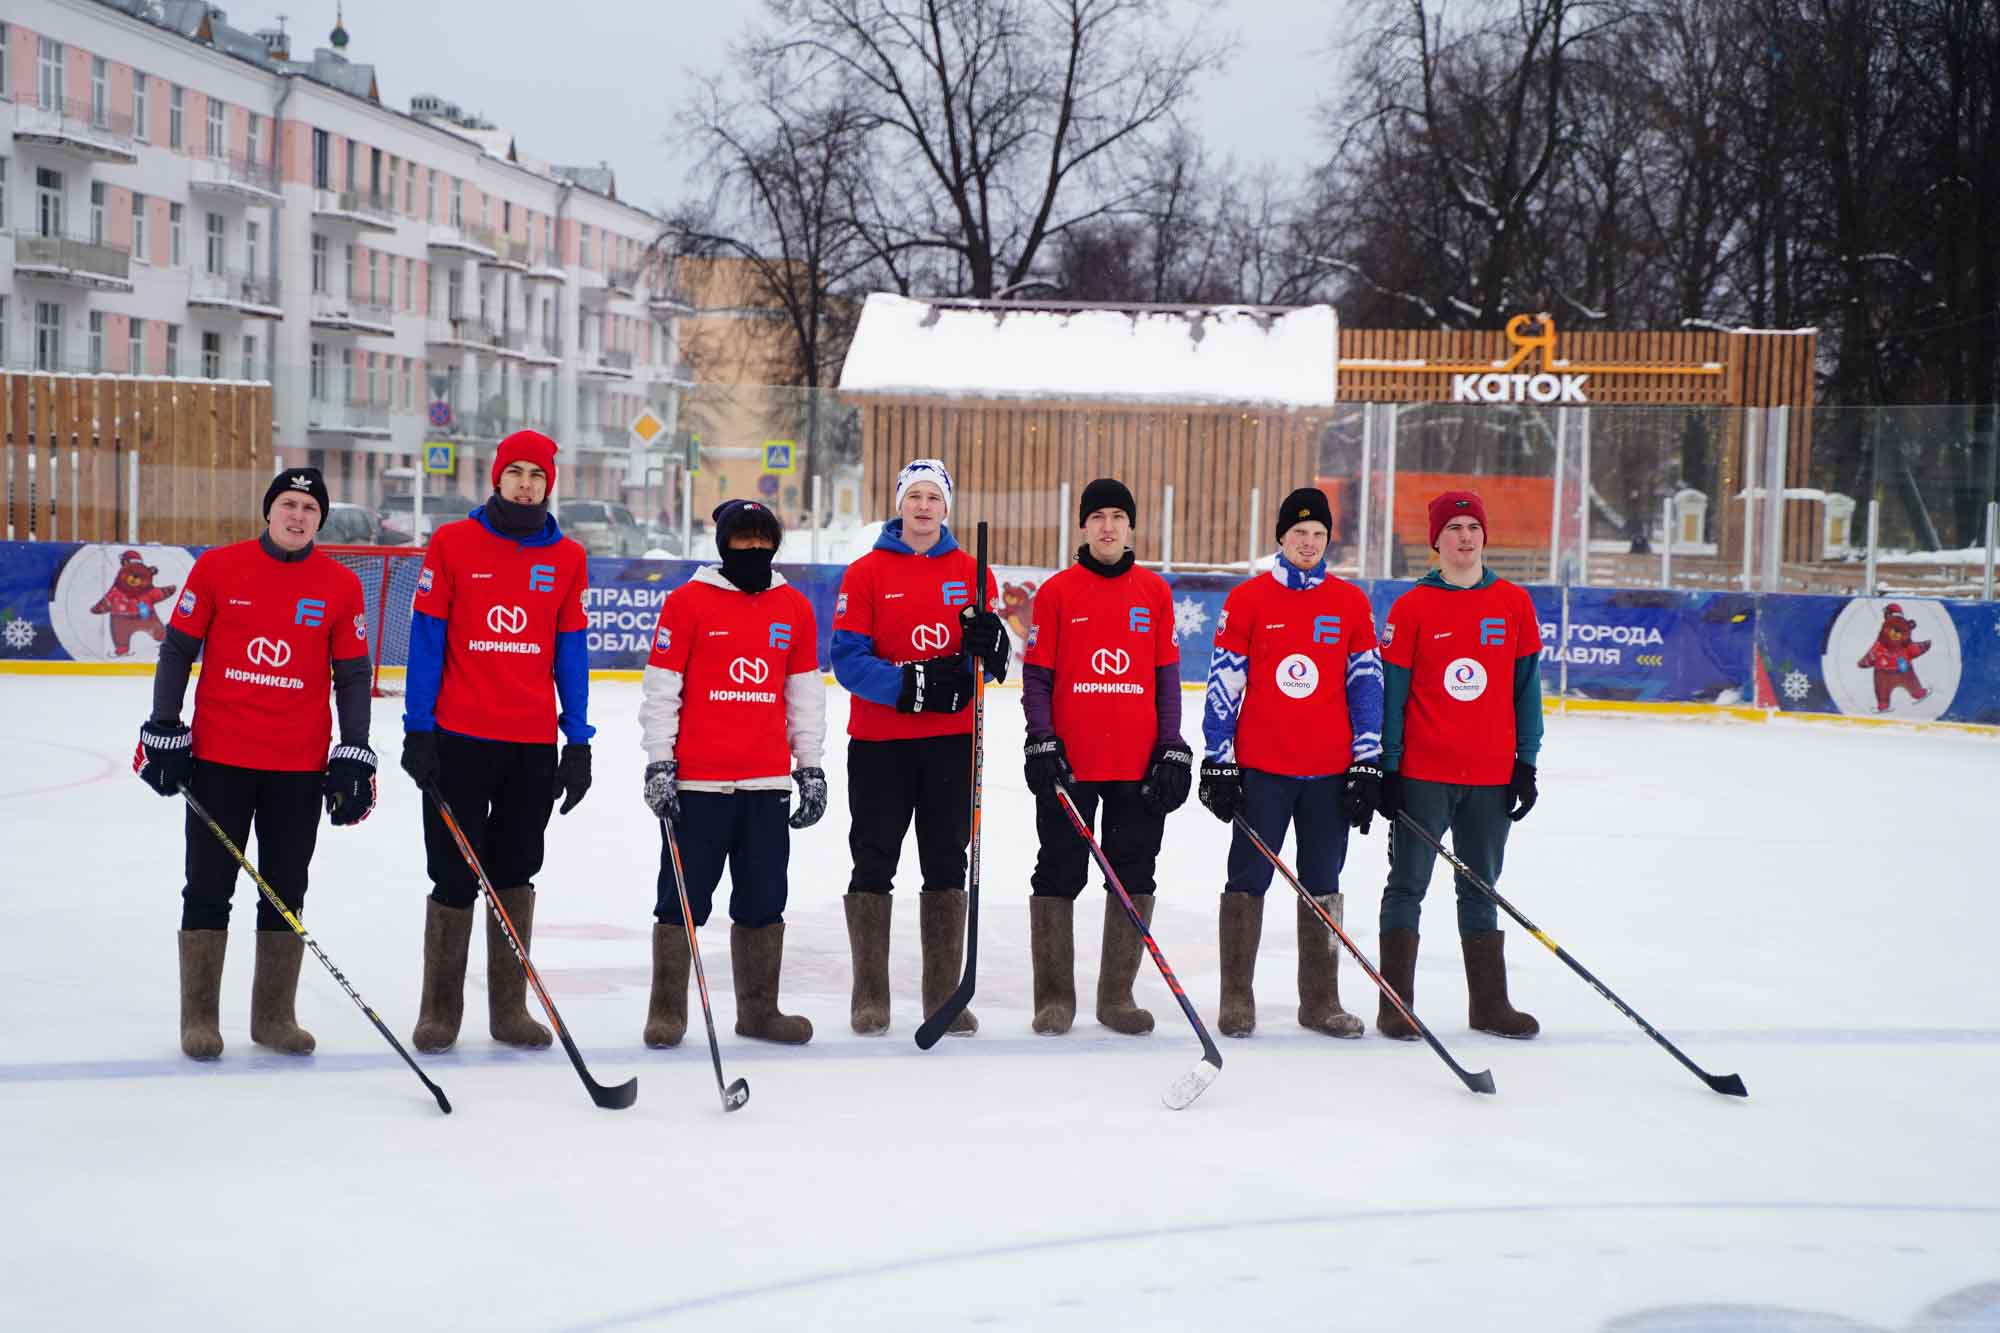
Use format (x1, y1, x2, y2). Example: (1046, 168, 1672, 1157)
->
(1428, 490, 1488, 549)
(492, 430, 559, 496)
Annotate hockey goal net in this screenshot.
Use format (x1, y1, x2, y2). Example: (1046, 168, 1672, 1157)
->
(322, 544, 428, 697)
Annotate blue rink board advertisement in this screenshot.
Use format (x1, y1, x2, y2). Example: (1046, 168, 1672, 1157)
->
(3, 541, 1996, 726)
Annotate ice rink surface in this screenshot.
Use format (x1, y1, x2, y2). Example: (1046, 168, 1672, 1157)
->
(3, 675, 1997, 1332)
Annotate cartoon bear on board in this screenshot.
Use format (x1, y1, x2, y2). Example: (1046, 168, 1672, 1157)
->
(89, 550, 177, 656)
(1856, 602, 1931, 712)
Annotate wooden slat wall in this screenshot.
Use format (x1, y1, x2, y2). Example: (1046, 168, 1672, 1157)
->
(0, 375, 273, 544)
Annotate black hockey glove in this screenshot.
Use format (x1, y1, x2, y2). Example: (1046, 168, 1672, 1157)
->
(959, 605, 1010, 684)
(788, 767, 828, 830)
(1023, 734, 1072, 800)
(323, 744, 378, 826)
(554, 742, 592, 815)
(1506, 759, 1538, 823)
(642, 760, 680, 823)
(1377, 770, 1406, 823)
(1139, 741, 1194, 815)
(401, 730, 441, 789)
(1342, 761, 1383, 836)
(897, 654, 973, 714)
(1196, 759, 1244, 824)
(134, 719, 193, 797)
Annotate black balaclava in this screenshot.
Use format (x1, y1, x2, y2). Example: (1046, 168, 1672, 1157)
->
(486, 490, 550, 538)
(713, 498, 783, 594)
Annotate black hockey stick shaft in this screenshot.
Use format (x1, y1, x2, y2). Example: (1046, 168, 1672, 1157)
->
(1232, 817, 1494, 1094)
(1054, 785, 1223, 1076)
(1394, 812, 1747, 1097)
(425, 784, 638, 1109)
(661, 816, 748, 1112)
(915, 519, 987, 1049)
(180, 785, 451, 1114)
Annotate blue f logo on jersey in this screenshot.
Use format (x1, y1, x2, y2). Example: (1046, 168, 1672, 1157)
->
(769, 622, 793, 650)
(1129, 607, 1152, 633)
(294, 598, 326, 627)
(941, 581, 969, 608)
(1312, 615, 1341, 645)
(528, 564, 556, 593)
(1479, 617, 1507, 646)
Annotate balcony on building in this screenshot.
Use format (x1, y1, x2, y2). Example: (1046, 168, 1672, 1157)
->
(190, 152, 283, 205)
(309, 293, 396, 336)
(577, 267, 638, 309)
(13, 232, 134, 291)
(189, 269, 282, 318)
(306, 399, 392, 438)
(312, 188, 398, 233)
(524, 250, 567, 284)
(522, 334, 562, 366)
(579, 348, 635, 380)
(12, 98, 139, 164)
(493, 328, 534, 361)
(426, 223, 496, 261)
(469, 227, 530, 273)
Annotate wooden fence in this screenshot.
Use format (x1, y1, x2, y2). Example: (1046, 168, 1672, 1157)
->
(1, 373, 273, 546)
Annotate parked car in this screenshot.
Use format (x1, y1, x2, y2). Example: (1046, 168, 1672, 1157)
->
(320, 502, 411, 547)
(377, 493, 476, 544)
(563, 500, 647, 556)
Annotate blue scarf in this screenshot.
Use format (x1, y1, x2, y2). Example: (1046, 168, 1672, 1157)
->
(1268, 554, 1327, 591)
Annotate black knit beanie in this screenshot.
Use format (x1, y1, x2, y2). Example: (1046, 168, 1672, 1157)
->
(263, 467, 329, 518)
(1274, 486, 1333, 541)
(1077, 477, 1137, 528)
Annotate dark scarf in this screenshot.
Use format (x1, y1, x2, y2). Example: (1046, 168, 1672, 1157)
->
(487, 491, 550, 537)
(1076, 545, 1136, 578)
(258, 532, 312, 563)
(719, 545, 777, 593)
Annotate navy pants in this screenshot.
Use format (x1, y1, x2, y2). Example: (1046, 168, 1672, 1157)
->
(182, 760, 322, 932)
(1031, 780, 1165, 899)
(421, 732, 558, 909)
(657, 789, 790, 928)
(1225, 768, 1349, 898)
(1380, 778, 1510, 936)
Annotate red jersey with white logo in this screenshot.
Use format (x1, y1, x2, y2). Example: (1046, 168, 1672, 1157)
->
(412, 517, 589, 744)
(648, 579, 817, 781)
(168, 540, 369, 772)
(1383, 578, 1539, 785)
(835, 546, 999, 741)
(1216, 573, 1378, 777)
(1025, 563, 1178, 782)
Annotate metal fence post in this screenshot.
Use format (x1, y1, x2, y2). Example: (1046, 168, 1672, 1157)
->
(1740, 407, 1760, 592)
(1161, 483, 1176, 570)
(1381, 406, 1399, 578)
(1984, 499, 1997, 602)
(1864, 498, 1880, 597)
(1661, 494, 1672, 590)
(1058, 480, 1071, 566)
(1247, 488, 1261, 568)
(1356, 404, 1373, 580)
(810, 473, 824, 566)
(1761, 406, 1788, 593)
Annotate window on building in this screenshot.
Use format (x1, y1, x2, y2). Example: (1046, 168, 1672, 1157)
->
(310, 234, 328, 293)
(402, 358, 414, 409)
(132, 72, 147, 139)
(370, 146, 383, 202)
(0, 160, 9, 235)
(340, 347, 356, 403)
(169, 85, 184, 149)
(580, 223, 593, 269)
(91, 57, 108, 127)
(201, 331, 221, 379)
(344, 243, 356, 299)
(403, 162, 414, 214)
(246, 112, 261, 167)
(128, 317, 144, 373)
(35, 302, 63, 370)
(345, 139, 359, 194)
(36, 167, 64, 238)
(313, 129, 330, 189)
(164, 324, 180, 377)
(205, 213, 224, 274)
(446, 267, 463, 319)
(449, 179, 462, 227)
(425, 171, 436, 221)
(387, 157, 398, 213)
(367, 352, 380, 404)
(132, 192, 147, 260)
(402, 256, 413, 310)
(206, 99, 224, 158)
(38, 38, 64, 111)
(373, 251, 386, 304)
(90, 183, 106, 244)
(310, 342, 327, 399)
(169, 203, 184, 265)
(241, 334, 257, 380)
(88, 312, 105, 371)
(0, 25, 9, 100)
(245, 220, 260, 277)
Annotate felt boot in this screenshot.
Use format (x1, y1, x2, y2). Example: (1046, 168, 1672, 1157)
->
(919, 889, 977, 1035)
(488, 886, 552, 1048)
(1217, 891, 1264, 1038)
(1298, 893, 1365, 1037)
(249, 930, 316, 1054)
(842, 892, 892, 1035)
(177, 929, 227, 1060)
(411, 898, 472, 1053)
(731, 922, 813, 1044)
(1028, 896, 1076, 1035)
(644, 922, 690, 1049)
(1376, 927, 1421, 1041)
(1096, 893, 1156, 1035)
(1464, 930, 1540, 1038)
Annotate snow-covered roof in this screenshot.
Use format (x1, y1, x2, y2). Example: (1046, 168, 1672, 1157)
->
(838, 294, 1338, 409)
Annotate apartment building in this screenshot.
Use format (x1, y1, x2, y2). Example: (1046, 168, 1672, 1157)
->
(1, 0, 692, 511)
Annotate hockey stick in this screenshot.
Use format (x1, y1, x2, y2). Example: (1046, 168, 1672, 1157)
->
(424, 784, 638, 1110)
(659, 816, 749, 1112)
(180, 785, 451, 1114)
(1231, 818, 1495, 1095)
(915, 519, 988, 1049)
(1053, 785, 1221, 1110)
(1395, 812, 1747, 1098)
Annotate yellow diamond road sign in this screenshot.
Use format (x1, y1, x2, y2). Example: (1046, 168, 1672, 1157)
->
(630, 409, 666, 444)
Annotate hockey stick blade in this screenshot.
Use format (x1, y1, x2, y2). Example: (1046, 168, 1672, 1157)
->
(914, 982, 975, 1050)
(1162, 1054, 1222, 1111)
(660, 817, 750, 1113)
(565, 1029, 639, 1109)
(722, 1078, 750, 1112)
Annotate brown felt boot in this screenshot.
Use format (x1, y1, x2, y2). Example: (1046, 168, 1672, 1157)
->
(488, 886, 552, 1048)
(1376, 927, 1421, 1041)
(1029, 896, 1076, 1035)
(1464, 930, 1540, 1038)
(920, 889, 978, 1036)
(249, 931, 316, 1054)
(177, 929, 227, 1060)
(411, 898, 473, 1054)
(1217, 892, 1264, 1038)
(1298, 893, 1365, 1038)
(1096, 893, 1156, 1035)
(843, 892, 892, 1034)
(731, 922, 813, 1044)
(644, 922, 690, 1049)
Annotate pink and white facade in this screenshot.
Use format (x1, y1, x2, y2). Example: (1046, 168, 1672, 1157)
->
(1, 0, 690, 509)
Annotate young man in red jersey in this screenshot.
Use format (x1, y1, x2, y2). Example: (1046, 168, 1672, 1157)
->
(136, 468, 377, 1060)
(1197, 486, 1382, 1039)
(1375, 490, 1543, 1040)
(638, 499, 825, 1047)
(1022, 478, 1193, 1036)
(399, 430, 594, 1053)
(831, 459, 1006, 1036)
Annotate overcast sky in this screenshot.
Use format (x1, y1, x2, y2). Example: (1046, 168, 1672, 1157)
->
(226, 0, 1351, 218)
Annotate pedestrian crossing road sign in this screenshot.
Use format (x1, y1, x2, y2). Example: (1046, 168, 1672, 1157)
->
(424, 442, 456, 475)
(763, 440, 795, 475)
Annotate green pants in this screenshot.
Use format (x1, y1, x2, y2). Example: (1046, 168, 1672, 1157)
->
(1380, 778, 1509, 936)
